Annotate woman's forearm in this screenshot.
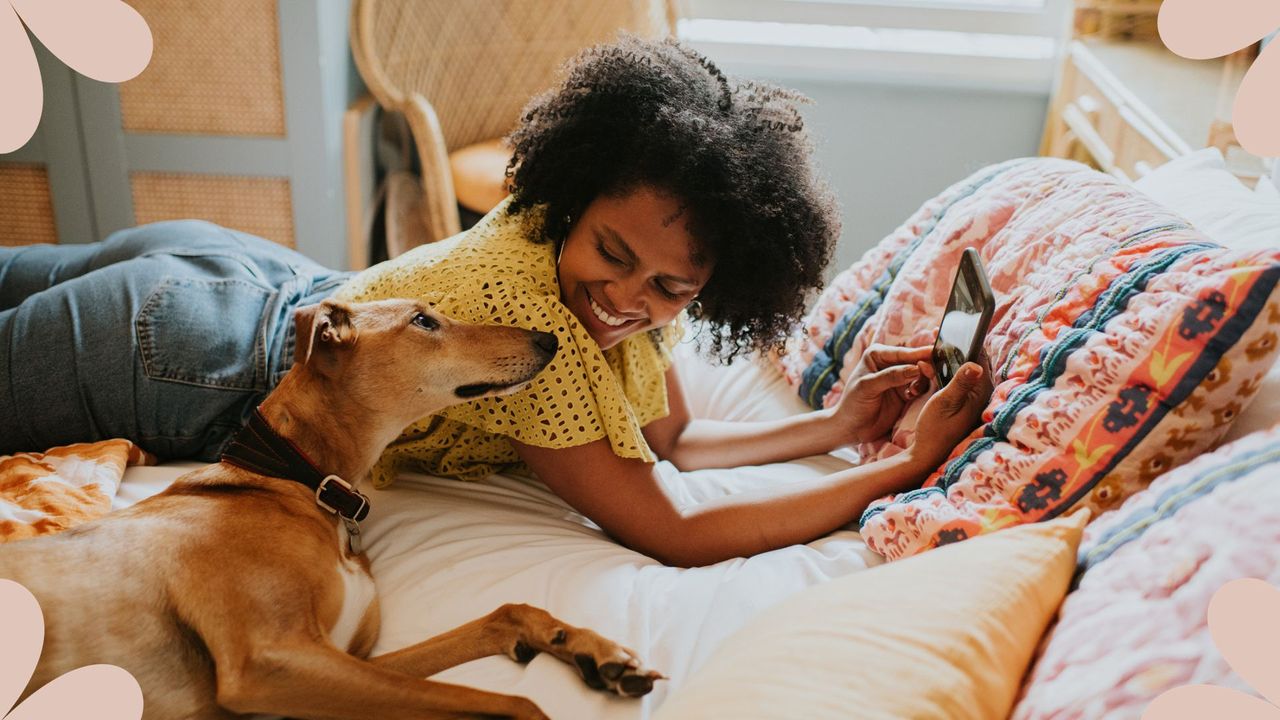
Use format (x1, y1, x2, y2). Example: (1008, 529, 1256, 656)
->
(647, 451, 932, 567)
(514, 433, 931, 569)
(664, 410, 848, 471)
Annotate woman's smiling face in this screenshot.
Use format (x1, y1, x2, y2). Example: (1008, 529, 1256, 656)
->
(556, 186, 713, 351)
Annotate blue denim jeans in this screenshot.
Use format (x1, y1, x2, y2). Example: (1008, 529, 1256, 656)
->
(0, 220, 353, 460)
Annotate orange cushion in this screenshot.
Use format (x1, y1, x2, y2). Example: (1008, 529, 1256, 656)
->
(449, 139, 512, 214)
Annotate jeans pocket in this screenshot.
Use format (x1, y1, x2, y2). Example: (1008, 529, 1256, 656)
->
(135, 277, 274, 390)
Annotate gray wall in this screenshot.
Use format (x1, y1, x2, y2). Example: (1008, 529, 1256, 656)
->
(728, 75, 1049, 280)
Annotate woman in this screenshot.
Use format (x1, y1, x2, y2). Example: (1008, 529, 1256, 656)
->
(0, 36, 990, 566)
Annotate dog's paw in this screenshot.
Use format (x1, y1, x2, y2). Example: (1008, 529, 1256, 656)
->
(508, 639, 540, 664)
(507, 632, 664, 696)
(551, 629, 664, 697)
(494, 604, 665, 697)
(573, 647, 665, 698)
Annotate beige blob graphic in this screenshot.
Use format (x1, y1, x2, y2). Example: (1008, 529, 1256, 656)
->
(0, 0, 152, 152)
(1158, 0, 1280, 157)
(0, 579, 143, 719)
(1144, 578, 1280, 719)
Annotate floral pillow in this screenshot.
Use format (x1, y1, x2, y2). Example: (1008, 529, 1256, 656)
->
(779, 157, 1280, 560)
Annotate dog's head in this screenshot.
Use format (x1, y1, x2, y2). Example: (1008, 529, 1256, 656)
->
(292, 299, 558, 423)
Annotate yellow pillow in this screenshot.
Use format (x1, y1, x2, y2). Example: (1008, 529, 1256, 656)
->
(654, 512, 1087, 720)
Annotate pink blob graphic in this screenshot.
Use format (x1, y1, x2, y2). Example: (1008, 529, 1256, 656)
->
(1157, 0, 1280, 157)
(0, 579, 143, 720)
(0, 4, 42, 154)
(5, 666, 142, 720)
(1144, 685, 1280, 720)
(0, 0, 152, 153)
(1234, 41, 1280, 156)
(1143, 578, 1280, 720)
(1207, 578, 1280, 707)
(9, 0, 151, 82)
(1158, 0, 1280, 59)
(0, 581, 44, 717)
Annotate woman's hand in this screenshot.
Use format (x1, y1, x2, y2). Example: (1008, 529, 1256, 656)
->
(907, 362, 992, 468)
(830, 344, 934, 445)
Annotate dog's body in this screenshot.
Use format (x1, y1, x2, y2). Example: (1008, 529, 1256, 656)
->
(0, 299, 660, 719)
(4, 462, 376, 719)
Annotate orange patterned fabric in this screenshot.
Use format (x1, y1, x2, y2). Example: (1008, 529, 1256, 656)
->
(781, 158, 1280, 561)
(0, 440, 155, 543)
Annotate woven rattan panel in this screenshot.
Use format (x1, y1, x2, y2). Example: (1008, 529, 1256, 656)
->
(0, 164, 59, 246)
(119, 0, 286, 137)
(131, 172, 295, 247)
(364, 0, 671, 149)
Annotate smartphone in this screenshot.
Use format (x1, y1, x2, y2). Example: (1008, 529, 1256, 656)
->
(932, 248, 995, 385)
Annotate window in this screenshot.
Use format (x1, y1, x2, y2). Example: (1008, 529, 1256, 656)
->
(685, 0, 1068, 37)
(678, 0, 1072, 91)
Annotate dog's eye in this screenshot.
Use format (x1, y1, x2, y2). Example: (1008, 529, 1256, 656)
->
(412, 313, 439, 331)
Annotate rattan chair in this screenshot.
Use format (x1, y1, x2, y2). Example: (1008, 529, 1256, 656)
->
(349, 0, 679, 252)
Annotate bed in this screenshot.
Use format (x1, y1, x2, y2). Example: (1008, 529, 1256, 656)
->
(112, 339, 881, 719)
(89, 149, 1280, 719)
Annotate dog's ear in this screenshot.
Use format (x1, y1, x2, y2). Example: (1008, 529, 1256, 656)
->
(294, 304, 321, 367)
(293, 301, 357, 367)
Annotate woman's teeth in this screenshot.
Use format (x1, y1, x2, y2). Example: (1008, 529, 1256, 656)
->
(588, 293, 630, 327)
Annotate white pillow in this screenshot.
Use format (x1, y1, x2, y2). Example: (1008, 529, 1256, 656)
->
(1134, 147, 1280, 253)
(1258, 173, 1279, 203)
(1134, 148, 1280, 443)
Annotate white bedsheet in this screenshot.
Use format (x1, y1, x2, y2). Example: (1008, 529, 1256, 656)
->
(115, 339, 883, 718)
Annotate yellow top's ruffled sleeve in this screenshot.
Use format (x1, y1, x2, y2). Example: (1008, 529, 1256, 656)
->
(332, 199, 684, 487)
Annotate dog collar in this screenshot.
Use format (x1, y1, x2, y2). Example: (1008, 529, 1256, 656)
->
(221, 407, 371, 524)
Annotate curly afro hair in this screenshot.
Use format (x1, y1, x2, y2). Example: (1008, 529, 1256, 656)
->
(505, 34, 839, 362)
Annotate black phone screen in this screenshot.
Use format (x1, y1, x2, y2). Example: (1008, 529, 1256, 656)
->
(932, 249, 994, 385)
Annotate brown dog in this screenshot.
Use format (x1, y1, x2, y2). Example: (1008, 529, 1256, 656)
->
(0, 299, 662, 719)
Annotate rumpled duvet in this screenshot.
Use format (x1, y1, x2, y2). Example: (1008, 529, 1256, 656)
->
(0, 439, 155, 542)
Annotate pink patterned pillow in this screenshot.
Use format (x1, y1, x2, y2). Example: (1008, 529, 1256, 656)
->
(1010, 424, 1280, 719)
(778, 157, 1280, 560)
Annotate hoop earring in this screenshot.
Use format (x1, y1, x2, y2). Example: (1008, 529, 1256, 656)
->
(556, 240, 566, 266)
(687, 298, 702, 315)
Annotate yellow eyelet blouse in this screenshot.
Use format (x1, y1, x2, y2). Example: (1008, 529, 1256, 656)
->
(332, 198, 684, 488)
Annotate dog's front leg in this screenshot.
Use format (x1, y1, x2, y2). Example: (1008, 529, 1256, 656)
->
(368, 603, 663, 697)
(216, 640, 548, 720)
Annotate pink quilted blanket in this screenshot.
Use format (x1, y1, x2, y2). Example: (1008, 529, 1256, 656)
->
(1012, 423, 1280, 718)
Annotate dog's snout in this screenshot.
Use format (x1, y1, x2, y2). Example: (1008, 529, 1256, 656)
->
(531, 331, 558, 357)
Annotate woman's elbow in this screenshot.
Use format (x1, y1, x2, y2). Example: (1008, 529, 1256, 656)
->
(622, 516, 726, 569)
(647, 546, 711, 569)
(656, 443, 714, 473)
(657, 448, 691, 473)
(647, 545, 700, 568)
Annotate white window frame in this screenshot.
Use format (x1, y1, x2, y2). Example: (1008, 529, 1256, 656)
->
(678, 0, 1073, 92)
(687, 0, 1071, 38)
